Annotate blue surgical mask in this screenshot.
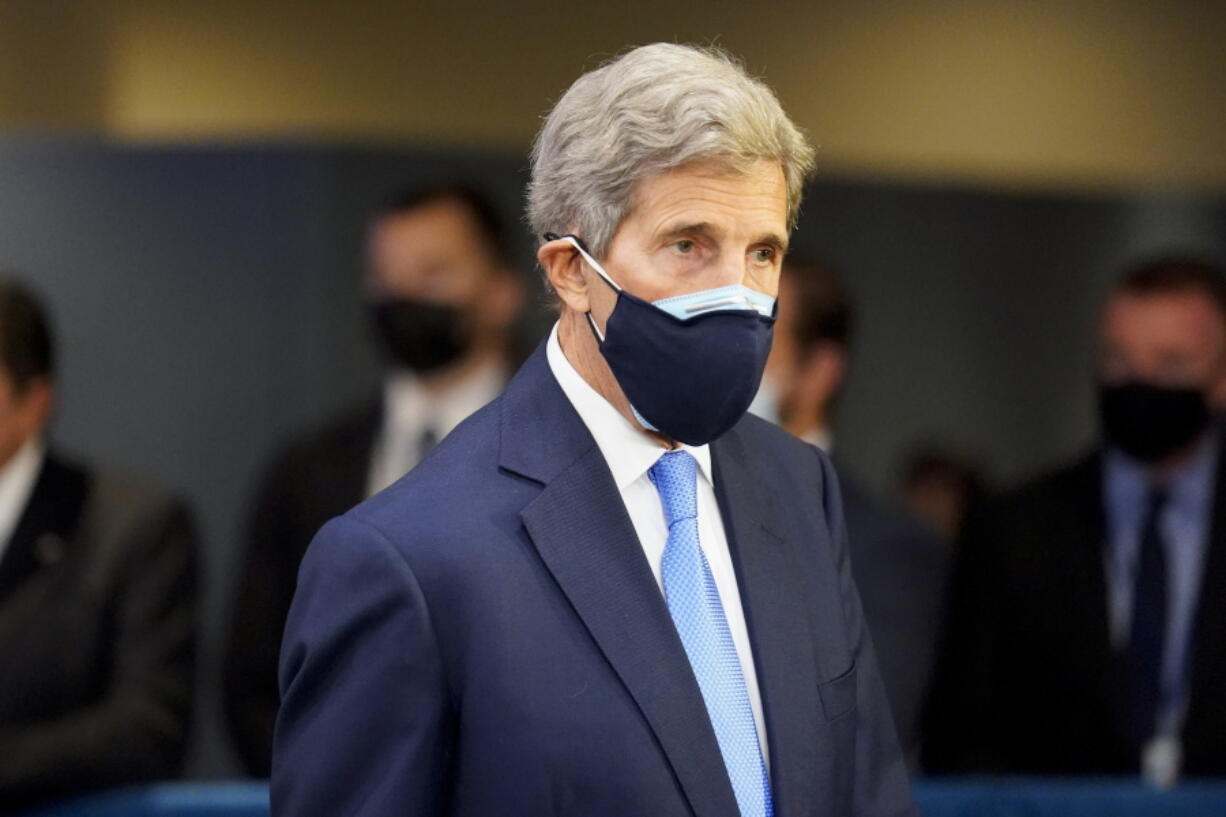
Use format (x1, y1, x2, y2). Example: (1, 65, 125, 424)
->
(549, 233, 777, 445)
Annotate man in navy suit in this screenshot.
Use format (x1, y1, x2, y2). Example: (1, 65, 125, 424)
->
(273, 43, 916, 817)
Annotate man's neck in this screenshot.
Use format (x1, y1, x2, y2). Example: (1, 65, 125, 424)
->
(0, 433, 43, 476)
(557, 310, 677, 449)
(784, 421, 832, 452)
(410, 341, 504, 398)
(1144, 427, 1217, 485)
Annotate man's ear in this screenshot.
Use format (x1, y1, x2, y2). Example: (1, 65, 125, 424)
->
(538, 238, 590, 313)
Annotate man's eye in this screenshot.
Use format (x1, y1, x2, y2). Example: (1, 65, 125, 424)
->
(752, 247, 776, 263)
(672, 240, 695, 254)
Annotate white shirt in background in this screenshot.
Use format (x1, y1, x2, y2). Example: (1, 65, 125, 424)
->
(0, 437, 46, 565)
(802, 427, 833, 453)
(544, 323, 770, 766)
(366, 361, 506, 497)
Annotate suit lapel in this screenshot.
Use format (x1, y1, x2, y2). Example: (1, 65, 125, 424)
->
(342, 399, 383, 505)
(0, 453, 89, 603)
(1183, 431, 1226, 760)
(1062, 450, 1146, 762)
(503, 344, 740, 817)
(1066, 453, 1124, 742)
(712, 428, 822, 817)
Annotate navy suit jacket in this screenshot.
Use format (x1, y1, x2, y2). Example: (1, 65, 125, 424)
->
(273, 344, 915, 817)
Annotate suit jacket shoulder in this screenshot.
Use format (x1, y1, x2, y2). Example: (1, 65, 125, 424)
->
(260, 400, 380, 501)
(224, 399, 381, 775)
(972, 452, 1101, 542)
(79, 465, 195, 575)
(0, 451, 197, 810)
(276, 346, 917, 817)
(348, 397, 518, 564)
(924, 448, 1121, 775)
(725, 413, 846, 536)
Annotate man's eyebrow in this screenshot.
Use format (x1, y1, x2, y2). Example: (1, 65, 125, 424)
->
(755, 232, 789, 254)
(656, 221, 717, 240)
(655, 223, 789, 254)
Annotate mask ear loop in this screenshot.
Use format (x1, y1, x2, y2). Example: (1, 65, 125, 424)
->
(544, 232, 620, 343)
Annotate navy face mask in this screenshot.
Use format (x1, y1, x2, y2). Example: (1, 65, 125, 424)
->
(550, 233, 777, 446)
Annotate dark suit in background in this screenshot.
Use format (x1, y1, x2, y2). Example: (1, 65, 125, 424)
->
(924, 438, 1226, 775)
(925, 256, 1226, 778)
(223, 402, 377, 777)
(0, 453, 197, 813)
(839, 469, 947, 769)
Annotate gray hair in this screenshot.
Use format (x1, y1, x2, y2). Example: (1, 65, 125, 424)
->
(528, 43, 816, 260)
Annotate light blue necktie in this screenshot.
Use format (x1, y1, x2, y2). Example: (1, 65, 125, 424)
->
(649, 450, 773, 817)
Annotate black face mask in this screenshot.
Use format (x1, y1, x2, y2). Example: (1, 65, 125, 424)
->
(370, 298, 474, 374)
(1098, 381, 1212, 463)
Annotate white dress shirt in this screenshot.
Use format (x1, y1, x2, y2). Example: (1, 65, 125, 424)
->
(366, 361, 506, 496)
(800, 427, 833, 453)
(0, 436, 46, 565)
(545, 323, 769, 765)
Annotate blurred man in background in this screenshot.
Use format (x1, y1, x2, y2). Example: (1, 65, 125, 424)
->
(898, 443, 987, 546)
(224, 183, 524, 776)
(926, 256, 1226, 783)
(0, 278, 197, 812)
(752, 256, 947, 768)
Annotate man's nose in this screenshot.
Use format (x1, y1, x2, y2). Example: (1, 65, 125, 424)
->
(714, 249, 776, 298)
(711, 250, 749, 288)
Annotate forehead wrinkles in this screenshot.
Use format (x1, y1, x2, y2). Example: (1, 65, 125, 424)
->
(633, 166, 787, 239)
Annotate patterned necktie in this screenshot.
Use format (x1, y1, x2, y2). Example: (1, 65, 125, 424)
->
(1126, 487, 1170, 752)
(649, 450, 773, 817)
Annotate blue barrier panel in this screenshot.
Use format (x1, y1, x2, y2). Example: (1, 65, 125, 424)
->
(914, 778, 1226, 817)
(22, 783, 269, 817)
(20, 779, 1226, 816)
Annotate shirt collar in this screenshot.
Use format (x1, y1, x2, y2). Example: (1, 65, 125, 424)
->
(799, 426, 833, 453)
(1105, 428, 1220, 523)
(1169, 428, 1219, 511)
(0, 435, 46, 550)
(545, 322, 714, 490)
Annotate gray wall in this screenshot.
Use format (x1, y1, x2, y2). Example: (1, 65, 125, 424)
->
(1, 137, 1222, 775)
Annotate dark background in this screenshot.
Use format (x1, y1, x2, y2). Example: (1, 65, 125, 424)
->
(3, 137, 1223, 774)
